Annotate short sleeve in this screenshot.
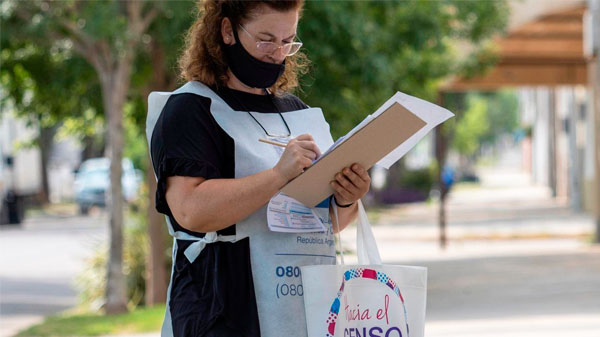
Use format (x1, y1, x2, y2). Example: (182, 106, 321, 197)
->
(150, 93, 227, 215)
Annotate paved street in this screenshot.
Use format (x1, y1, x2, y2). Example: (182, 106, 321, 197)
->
(1, 164, 599, 337)
(0, 213, 106, 337)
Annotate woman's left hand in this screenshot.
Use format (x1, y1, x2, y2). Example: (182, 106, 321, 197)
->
(330, 163, 371, 206)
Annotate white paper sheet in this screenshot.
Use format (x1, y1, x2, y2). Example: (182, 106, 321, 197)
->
(375, 92, 454, 169)
(315, 91, 454, 170)
(267, 193, 327, 233)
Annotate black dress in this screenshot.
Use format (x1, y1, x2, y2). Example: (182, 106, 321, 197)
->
(150, 85, 309, 337)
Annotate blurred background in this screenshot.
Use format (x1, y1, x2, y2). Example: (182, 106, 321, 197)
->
(0, 0, 599, 336)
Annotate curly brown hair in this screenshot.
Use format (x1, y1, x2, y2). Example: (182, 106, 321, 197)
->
(178, 0, 308, 96)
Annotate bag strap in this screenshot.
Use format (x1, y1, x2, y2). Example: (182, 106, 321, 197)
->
(332, 201, 345, 265)
(332, 199, 382, 265)
(356, 200, 382, 265)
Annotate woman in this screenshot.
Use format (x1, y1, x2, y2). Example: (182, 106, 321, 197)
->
(149, 1, 371, 336)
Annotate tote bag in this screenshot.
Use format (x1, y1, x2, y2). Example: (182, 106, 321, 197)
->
(301, 201, 427, 337)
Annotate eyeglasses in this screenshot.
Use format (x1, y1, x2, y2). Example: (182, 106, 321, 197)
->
(238, 24, 303, 56)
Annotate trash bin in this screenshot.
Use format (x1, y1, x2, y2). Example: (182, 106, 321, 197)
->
(5, 190, 22, 224)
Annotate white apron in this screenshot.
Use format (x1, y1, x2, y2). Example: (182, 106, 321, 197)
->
(146, 81, 336, 337)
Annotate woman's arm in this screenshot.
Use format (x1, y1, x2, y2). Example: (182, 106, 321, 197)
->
(330, 202, 358, 233)
(328, 163, 371, 233)
(166, 168, 286, 232)
(166, 134, 321, 233)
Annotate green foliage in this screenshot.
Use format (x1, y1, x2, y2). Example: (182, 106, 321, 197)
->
(123, 102, 149, 173)
(76, 182, 172, 311)
(0, 41, 102, 127)
(128, 1, 196, 123)
(449, 90, 519, 157)
(397, 167, 435, 194)
(77, 202, 149, 311)
(1, 1, 104, 153)
(453, 95, 490, 156)
(127, 1, 196, 174)
(3, 0, 510, 158)
(3, 0, 185, 314)
(56, 108, 105, 143)
(16, 305, 165, 337)
(3, 0, 511, 314)
(297, 0, 509, 138)
(479, 90, 519, 144)
(2, 0, 195, 166)
(74, 1, 128, 46)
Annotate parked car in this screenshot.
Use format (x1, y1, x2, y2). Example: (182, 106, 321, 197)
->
(1, 115, 41, 225)
(73, 157, 141, 214)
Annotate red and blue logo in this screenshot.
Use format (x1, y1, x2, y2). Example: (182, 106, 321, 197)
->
(325, 268, 409, 337)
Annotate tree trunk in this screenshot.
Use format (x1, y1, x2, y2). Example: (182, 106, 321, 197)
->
(435, 94, 449, 250)
(19, 0, 161, 313)
(145, 154, 167, 305)
(38, 124, 57, 204)
(143, 38, 171, 305)
(435, 125, 448, 250)
(438, 187, 447, 249)
(103, 58, 132, 314)
(386, 159, 405, 189)
(81, 134, 105, 162)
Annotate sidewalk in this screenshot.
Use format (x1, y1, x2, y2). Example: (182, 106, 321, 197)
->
(334, 166, 600, 337)
(11, 164, 599, 337)
(99, 168, 600, 337)
(338, 166, 596, 262)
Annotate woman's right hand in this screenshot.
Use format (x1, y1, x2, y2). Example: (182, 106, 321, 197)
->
(273, 133, 322, 183)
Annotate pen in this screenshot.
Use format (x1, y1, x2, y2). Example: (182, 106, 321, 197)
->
(259, 138, 288, 148)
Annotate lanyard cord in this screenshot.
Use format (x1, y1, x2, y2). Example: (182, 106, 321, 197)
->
(228, 87, 291, 137)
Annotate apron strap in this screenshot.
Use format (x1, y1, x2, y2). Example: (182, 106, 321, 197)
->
(181, 231, 236, 263)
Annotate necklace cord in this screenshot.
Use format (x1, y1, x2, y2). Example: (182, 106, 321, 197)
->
(228, 88, 291, 137)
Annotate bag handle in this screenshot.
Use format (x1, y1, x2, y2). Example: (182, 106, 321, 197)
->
(356, 200, 382, 265)
(333, 199, 382, 265)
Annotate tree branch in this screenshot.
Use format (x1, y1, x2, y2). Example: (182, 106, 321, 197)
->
(56, 19, 96, 53)
(39, 1, 95, 50)
(140, 8, 160, 33)
(127, 1, 159, 36)
(14, 1, 107, 74)
(36, 1, 112, 74)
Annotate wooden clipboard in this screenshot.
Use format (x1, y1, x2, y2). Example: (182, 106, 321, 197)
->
(280, 102, 427, 207)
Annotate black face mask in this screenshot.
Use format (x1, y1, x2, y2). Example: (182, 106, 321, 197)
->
(224, 28, 286, 89)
